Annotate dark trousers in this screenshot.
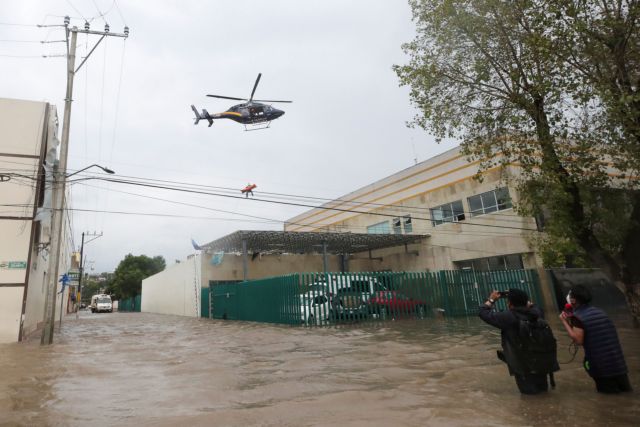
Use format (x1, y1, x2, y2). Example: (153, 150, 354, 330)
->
(594, 374, 632, 393)
(514, 373, 549, 395)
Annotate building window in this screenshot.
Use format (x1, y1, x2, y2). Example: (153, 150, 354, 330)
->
(454, 254, 524, 271)
(392, 215, 413, 234)
(392, 217, 402, 234)
(430, 200, 465, 226)
(468, 187, 512, 216)
(403, 215, 413, 233)
(367, 221, 390, 234)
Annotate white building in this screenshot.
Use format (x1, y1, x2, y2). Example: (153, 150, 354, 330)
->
(0, 98, 72, 343)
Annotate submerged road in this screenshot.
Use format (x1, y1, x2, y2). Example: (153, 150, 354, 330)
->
(1, 311, 638, 426)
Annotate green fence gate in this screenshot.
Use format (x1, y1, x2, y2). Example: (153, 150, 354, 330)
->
(207, 270, 541, 326)
(118, 295, 141, 312)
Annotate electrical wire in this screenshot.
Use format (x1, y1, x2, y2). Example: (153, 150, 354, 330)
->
(558, 342, 580, 364)
(73, 180, 529, 238)
(62, 168, 530, 225)
(0, 22, 41, 27)
(1, 167, 539, 232)
(87, 176, 539, 232)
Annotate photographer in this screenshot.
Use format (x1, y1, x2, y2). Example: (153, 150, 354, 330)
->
(479, 288, 559, 395)
(559, 285, 631, 393)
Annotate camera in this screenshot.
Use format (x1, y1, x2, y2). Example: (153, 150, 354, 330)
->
(498, 290, 509, 297)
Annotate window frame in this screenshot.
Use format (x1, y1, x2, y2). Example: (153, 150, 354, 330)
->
(430, 200, 466, 226)
(467, 187, 513, 217)
(403, 215, 413, 233)
(367, 221, 390, 234)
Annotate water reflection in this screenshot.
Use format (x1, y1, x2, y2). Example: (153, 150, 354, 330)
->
(0, 312, 638, 426)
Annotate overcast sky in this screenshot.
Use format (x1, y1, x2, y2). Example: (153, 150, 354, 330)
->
(1, 0, 458, 272)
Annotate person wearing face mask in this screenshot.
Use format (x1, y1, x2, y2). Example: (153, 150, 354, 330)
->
(559, 285, 632, 393)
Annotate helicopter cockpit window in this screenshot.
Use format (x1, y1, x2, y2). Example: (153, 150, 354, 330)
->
(250, 106, 265, 116)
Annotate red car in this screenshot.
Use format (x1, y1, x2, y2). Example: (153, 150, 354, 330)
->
(368, 291, 427, 320)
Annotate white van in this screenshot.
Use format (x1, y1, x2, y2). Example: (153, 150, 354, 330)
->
(90, 294, 113, 313)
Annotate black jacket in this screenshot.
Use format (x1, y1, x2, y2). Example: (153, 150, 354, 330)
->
(479, 304, 544, 376)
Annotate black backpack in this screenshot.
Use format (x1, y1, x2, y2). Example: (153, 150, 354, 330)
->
(516, 315, 560, 376)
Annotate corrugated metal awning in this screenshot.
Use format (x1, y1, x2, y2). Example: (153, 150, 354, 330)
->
(202, 230, 428, 255)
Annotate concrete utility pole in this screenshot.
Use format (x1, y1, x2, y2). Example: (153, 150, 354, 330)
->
(41, 18, 128, 345)
(75, 231, 103, 319)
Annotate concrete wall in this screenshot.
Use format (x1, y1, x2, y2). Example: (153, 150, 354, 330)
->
(0, 287, 23, 342)
(141, 254, 202, 317)
(201, 251, 343, 283)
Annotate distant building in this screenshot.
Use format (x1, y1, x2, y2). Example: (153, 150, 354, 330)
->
(0, 98, 72, 343)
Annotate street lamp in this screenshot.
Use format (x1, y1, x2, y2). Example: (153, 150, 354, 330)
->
(66, 164, 115, 178)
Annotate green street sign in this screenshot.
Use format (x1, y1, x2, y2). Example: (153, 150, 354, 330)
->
(0, 261, 27, 269)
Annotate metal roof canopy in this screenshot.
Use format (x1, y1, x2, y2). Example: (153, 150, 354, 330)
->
(203, 230, 428, 255)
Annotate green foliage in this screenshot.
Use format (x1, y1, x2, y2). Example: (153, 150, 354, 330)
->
(395, 0, 639, 273)
(110, 254, 166, 299)
(80, 277, 102, 303)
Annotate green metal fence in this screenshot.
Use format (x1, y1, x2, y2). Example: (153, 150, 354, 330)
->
(118, 295, 141, 312)
(201, 288, 210, 318)
(208, 270, 541, 326)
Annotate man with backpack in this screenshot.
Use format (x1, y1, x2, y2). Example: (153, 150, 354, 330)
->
(479, 288, 560, 394)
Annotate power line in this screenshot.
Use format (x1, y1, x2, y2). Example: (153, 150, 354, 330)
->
(64, 168, 528, 225)
(1, 166, 538, 230)
(0, 53, 65, 58)
(0, 22, 41, 27)
(74, 181, 527, 238)
(89, 176, 539, 232)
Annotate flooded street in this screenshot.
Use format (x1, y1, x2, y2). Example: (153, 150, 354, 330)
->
(1, 312, 638, 426)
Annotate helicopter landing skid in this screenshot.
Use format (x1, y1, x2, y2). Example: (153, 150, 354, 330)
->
(244, 121, 272, 131)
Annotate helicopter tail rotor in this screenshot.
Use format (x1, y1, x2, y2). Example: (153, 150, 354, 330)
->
(202, 109, 214, 127)
(191, 105, 214, 127)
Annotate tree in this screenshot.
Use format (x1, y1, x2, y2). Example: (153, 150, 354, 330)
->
(80, 276, 102, 303)
(110, 254, 166, 299)
(394, 0, 640, 321)
(550, 0, 640, 307)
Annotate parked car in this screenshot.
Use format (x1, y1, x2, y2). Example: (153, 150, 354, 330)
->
(299, 291, 333, 325)
(328, 275, 385, 320)
(368, 291, 427, 320)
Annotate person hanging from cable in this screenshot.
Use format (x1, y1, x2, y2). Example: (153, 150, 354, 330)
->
(241, 183, 257, 198)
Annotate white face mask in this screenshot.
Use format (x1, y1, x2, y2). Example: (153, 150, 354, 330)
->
(566, 292, 572, 305)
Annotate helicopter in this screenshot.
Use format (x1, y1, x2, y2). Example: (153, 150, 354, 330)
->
(191, 73, 291, 130)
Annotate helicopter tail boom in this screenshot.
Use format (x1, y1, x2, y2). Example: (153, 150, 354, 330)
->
(191, 105, 214, 127)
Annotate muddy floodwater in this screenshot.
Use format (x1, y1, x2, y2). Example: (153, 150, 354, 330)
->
(1, 312, 638, 426)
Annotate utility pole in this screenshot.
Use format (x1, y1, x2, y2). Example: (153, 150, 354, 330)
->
(41, 18, 128, 345)
(75, 231, 103, 319)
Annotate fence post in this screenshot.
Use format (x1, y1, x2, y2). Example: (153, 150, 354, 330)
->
(438, 271, 450, 315)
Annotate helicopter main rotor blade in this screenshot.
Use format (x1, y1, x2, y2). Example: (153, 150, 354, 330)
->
(249, 73, 262, 102)
(252, 99, 293, 103)
(206, 94, 248, 101)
